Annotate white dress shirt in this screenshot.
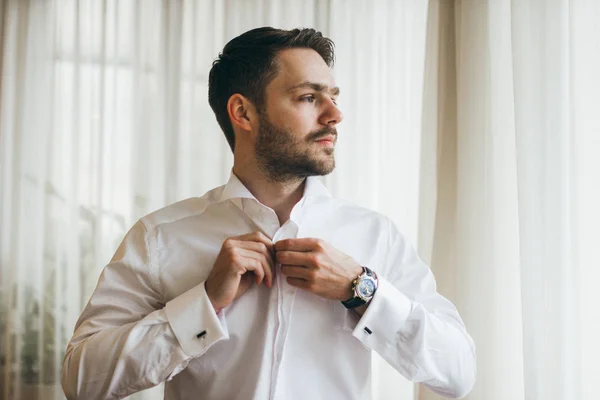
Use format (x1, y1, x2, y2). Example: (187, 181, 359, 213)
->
(62, 173, 476, 400)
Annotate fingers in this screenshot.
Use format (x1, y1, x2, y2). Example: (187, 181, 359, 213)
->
(275, 238, 323, 252)
(237, 248, 273, 287)
(234, 241, 275, 268)
(233, 231, 275, 255)
(275, 250, 315, 267)
(242, 257, 265, 285)
(286, 277, 311, 289)
(221, 234, 330, 291)
(224, 232, 275, 288)
(280, 265, 313, 280)
(209, 232, 278, 312)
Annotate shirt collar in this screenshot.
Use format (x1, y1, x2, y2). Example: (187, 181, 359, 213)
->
(219, 170, 332, 204)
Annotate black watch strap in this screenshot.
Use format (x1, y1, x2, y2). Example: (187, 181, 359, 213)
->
(342, 296, 366, 309)
(341, 267, 375, 309)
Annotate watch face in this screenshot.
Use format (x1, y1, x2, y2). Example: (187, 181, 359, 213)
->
(357, 278, 376, 298)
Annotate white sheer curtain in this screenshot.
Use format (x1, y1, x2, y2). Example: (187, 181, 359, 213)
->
(0, 1, 428, 399)
(419, 1, 600, 399)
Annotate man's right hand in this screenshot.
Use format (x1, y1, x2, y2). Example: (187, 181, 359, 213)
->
(205, 231, 275, 313)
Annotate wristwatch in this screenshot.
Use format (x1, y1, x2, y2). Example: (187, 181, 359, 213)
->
(342, 266, 378, 309)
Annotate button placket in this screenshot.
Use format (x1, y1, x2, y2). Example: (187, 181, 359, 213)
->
(269, 220, 299, 399)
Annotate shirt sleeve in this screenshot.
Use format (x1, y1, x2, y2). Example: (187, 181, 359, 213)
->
(351, 221, 477, 399)
(61, 220, 228, 400)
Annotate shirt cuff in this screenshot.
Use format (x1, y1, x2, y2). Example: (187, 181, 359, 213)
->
(352, 278, 413, 347)
(164, 281, 229, 358)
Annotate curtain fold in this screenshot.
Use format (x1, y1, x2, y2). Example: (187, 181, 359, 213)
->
(510, 1, 600, 398)
(419, 1, 600, 399)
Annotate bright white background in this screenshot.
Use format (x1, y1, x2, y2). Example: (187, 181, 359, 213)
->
(0, 1, 598, 400)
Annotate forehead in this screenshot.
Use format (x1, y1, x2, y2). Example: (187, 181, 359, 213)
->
(267, 48, 337, 93)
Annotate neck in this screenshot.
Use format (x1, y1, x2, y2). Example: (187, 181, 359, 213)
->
(232, 162, 306, 226)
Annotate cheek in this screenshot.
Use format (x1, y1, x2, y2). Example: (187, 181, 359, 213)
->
(281, 110, 316, 135)
(268, 101, 313, 125)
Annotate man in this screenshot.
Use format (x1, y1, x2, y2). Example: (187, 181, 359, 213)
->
(62, 27, 476, 399)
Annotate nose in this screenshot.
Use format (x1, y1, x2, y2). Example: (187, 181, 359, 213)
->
(320, 99, 344, 126)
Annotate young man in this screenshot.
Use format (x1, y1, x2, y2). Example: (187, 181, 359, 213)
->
(62, 27, 476, 399)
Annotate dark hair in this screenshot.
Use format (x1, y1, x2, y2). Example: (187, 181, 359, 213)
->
(208, 27, 335, 152)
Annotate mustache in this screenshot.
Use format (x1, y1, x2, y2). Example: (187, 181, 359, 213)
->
(307, 127, 337, 142)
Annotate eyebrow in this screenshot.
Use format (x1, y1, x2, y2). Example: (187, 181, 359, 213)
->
(286, 81, 340, 96)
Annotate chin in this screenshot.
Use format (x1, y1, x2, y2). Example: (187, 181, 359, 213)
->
(312, 159, 335, 176)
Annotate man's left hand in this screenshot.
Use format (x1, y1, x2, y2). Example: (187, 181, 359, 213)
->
(274, 238, 363, 301)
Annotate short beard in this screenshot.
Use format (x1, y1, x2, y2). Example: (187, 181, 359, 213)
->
(255, 111, 336, 183)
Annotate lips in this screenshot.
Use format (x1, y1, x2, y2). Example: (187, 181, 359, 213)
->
(314, 135, 336, 144)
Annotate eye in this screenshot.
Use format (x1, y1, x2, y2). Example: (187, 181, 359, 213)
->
(300, 95, 316, 103)
(331, 98, 338, 106)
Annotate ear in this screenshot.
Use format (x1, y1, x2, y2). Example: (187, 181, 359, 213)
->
(227, 94, 256, 133)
